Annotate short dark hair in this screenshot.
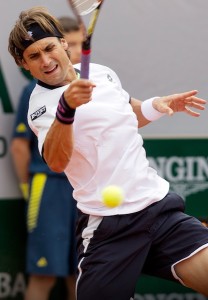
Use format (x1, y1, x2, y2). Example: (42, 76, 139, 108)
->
(8, 6, 64, 66)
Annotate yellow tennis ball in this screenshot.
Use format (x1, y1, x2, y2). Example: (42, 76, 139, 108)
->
(101, 185, 124, 208)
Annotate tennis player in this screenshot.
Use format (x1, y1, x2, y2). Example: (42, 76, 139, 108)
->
(8, 6, 208, 300)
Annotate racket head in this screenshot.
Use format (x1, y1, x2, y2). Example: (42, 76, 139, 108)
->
(71, 0, 102, 15)
(67, 0, 104, 78)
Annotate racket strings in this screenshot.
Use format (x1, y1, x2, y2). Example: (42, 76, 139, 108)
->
(72, 0, 100, 15)
(68, 0, 104, 78)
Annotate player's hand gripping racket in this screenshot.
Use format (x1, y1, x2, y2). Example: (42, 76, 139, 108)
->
(68, 0, 104, 79)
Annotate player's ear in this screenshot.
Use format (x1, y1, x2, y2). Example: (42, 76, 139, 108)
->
(60, 38, 68, 50)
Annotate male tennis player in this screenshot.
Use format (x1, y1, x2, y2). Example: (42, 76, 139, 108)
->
(8, 6, 208, 300)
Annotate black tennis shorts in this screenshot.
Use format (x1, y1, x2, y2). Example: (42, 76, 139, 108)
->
(76, 192, 208, 300)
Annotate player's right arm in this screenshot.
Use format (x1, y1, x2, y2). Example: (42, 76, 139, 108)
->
(43, 79, 95, 173)
(43, 120, 74, 173)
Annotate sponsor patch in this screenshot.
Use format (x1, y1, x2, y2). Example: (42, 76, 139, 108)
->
(30, 106, 46, 121)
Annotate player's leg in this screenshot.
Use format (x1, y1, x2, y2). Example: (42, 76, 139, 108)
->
(174, 247, 208, 296)
(142, 192, 208, 297)
(76, 210, 152, 300)
(25, 275, 56, 300)
(65, 275, 76, 300)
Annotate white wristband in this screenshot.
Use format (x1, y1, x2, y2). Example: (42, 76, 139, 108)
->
(141, 97, 165, 121)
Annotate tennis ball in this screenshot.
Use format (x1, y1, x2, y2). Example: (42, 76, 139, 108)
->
(101, 185, 124, 208)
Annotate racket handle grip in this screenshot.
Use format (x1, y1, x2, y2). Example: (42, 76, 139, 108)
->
(80, 51, 91, 79)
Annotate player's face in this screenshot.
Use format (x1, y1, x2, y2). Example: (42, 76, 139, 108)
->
(22, 37, 75, 86)
(65, 29, 84, 65)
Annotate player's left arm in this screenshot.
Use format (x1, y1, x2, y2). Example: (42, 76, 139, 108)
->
(130, 90, 206, 128)
(130, 98, 150, 128)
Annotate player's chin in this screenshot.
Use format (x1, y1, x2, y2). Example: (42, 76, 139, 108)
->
(42, 70, 63, 85)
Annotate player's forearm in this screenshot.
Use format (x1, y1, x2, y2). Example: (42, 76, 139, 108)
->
(43, 119, 74, 173)
(130, 98, 151, 128)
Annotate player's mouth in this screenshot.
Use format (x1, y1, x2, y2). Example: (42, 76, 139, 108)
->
(44, 65, 58, 74)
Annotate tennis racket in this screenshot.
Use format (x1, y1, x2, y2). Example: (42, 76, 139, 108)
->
(67, 0, 104, 79)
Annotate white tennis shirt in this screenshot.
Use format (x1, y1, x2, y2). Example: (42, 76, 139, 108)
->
(28, 63, 169, 216)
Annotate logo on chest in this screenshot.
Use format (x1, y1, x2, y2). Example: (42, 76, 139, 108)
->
(30, 106, 46, 121)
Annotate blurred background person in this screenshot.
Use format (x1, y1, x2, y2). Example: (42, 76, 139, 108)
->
(58, 16, 83, 65)
(10, 16, 84, 300)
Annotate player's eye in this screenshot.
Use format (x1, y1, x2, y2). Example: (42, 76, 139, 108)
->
(45, 45, 56, 52)
(29, 53, 39, 60)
